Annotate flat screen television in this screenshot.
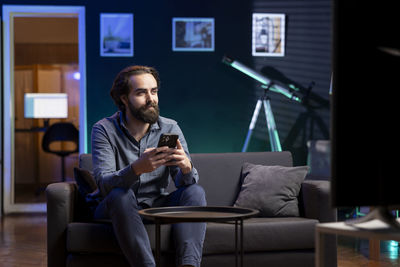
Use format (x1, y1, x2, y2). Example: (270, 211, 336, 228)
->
(331, 1, 399, 226)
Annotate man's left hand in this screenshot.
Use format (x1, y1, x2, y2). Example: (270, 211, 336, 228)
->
(163, 139, 192, 174)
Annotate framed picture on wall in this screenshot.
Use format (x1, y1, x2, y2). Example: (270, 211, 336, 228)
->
(100, 13, 133, 57)
(252, 13, 285, 57)
(172, 17, 215, 52)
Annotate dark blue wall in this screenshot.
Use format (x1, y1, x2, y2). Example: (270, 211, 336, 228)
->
(1, 0, 331, 165)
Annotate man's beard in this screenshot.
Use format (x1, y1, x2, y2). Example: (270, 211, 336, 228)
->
(127, 101, 159, 124)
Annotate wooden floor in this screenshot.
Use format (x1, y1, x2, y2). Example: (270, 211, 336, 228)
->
(337, 236, 400, 267)
(0, 214, 47, 267)
(1, 214, 400, 267)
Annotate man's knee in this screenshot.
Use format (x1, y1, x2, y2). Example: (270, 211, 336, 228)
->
(105, 187, 138, 210)
(181, 184, 207, 206)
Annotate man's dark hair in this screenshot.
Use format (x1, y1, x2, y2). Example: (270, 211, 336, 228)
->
(110, 65, 160, 112)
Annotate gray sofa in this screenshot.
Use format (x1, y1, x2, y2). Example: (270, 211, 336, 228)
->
(46, 151, 337, 267)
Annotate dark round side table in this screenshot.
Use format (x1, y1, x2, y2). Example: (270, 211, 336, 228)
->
(139, 206, 259, 267)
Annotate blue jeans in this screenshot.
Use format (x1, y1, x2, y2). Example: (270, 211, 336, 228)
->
(94, 184, 207, 267)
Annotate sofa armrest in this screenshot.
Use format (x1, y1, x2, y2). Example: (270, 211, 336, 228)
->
(46, 182, 77, 267)
(300, 180, 337, 223)
(300, 180, 338, 267)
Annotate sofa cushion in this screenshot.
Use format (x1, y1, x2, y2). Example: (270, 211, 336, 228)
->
(203, 217, 318, 255)
(67, 222, 173, 253)
(67, 217, 317, 256)
(73, 168, 101, 221)
(73, 167, 98, 196)
(234, 163, 309, 217)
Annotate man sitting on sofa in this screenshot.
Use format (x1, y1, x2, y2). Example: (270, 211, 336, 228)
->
(91, 65, 206, 267)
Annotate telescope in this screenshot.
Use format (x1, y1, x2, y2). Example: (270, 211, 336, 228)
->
(222, 56, 302, 103)
(222, 56, 302, 152)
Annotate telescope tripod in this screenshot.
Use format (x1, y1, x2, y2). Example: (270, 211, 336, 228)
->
(242, 85, 282, 152)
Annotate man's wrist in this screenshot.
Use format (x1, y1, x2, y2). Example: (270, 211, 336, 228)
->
(131, 161, 142, 176)
(180, 161, 192, 175)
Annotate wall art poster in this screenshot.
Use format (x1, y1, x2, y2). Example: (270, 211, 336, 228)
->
(252, 13, 285, 57)
(100, 13, 133, 57)
(172, 17, 215, 52)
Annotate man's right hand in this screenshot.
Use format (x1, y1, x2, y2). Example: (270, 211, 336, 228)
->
(130, 146, 173, 175)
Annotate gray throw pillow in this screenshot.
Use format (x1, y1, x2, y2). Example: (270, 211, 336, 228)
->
(234, 163, 309, 217)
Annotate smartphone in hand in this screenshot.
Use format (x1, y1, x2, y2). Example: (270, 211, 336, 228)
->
(157, 133, 179, 148)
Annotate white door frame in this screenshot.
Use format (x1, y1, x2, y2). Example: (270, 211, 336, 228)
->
(2, 5, 87, 213)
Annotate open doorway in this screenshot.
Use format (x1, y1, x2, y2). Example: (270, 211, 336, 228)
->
(2, 5, 86, 213)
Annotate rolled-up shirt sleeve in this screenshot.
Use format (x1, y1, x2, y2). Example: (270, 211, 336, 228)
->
(91, 123, 140, 196)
